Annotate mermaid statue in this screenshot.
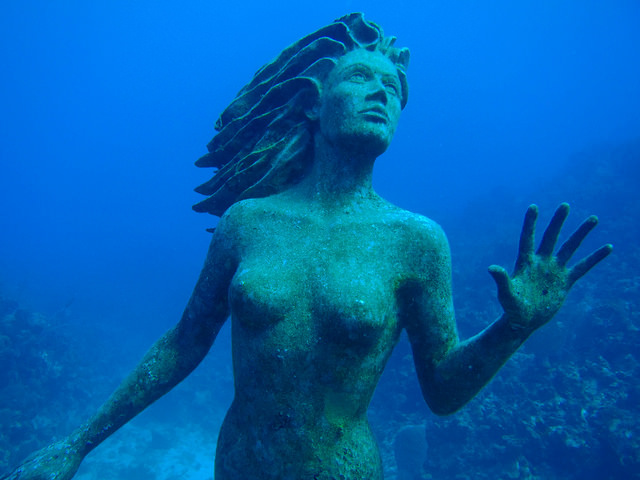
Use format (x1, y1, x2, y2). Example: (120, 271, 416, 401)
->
(2, 13, 611, 480)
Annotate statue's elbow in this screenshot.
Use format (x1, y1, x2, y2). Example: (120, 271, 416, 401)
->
(417, 370, 471, 416)
(423, 386, 469, 416)
(426, 398, 465, 416)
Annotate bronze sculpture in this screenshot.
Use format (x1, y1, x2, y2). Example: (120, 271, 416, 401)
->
(2, 13, 611, 480)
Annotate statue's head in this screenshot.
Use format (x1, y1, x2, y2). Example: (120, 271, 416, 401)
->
(313, 47, 405, 161)
(193, 13, 410, 216)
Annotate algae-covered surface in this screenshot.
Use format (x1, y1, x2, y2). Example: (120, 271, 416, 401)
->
(3, 142, 638, 478)
(1, 2, 639, 479)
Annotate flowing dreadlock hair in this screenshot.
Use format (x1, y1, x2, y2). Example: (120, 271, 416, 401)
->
(193, 13, 410, 216)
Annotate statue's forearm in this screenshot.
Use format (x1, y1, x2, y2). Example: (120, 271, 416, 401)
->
(68, 324, 213, 456)
(426, 314, 531, 415)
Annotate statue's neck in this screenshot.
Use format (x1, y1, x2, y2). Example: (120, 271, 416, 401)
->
(292, 133, 377, 210)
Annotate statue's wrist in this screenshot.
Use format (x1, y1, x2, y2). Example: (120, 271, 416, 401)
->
(68, 425, 95, 457)
(500, 313, 535, 340)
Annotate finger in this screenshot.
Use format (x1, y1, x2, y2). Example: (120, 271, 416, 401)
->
(515, 205, 538, 273)
(556, 215, 599, 266)
(568, 244, 613, 285)
(488, 264, 512, 294)
(537, 203, 570, 257)
(489, 265, 519, 313)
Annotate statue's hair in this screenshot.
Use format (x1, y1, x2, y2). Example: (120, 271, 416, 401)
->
(193, 12, 410, 216)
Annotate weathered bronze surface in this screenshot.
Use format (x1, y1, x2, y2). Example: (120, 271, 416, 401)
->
(1, 12, 611, 480)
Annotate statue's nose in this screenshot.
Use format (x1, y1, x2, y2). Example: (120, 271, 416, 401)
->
(365, 79, 388, 105)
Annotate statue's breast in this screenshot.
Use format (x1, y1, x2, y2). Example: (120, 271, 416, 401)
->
(228, 259, 303, 332)
(310, 249, 399, 350)
(228, 227, 401, 351)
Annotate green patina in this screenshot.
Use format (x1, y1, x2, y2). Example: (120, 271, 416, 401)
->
(3, 12, 611, 480)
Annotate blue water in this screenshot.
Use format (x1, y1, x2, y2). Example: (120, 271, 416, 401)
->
(1, 1, 639, 479)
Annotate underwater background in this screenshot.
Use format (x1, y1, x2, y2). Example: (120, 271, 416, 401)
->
(1, 1, 639, 479)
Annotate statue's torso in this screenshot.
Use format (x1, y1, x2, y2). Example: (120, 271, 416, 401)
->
(215, 195, 427, 479)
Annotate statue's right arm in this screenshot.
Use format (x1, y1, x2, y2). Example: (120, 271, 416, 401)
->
(1, 212, 240, 480)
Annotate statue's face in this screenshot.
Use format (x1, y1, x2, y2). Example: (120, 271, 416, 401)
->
(316, 48, 403, 157)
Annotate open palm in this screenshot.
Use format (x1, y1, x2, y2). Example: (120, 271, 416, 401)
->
(488, 203, 612, 332)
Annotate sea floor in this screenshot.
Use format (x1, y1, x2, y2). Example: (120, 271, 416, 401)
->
(75, 420, 217, 480)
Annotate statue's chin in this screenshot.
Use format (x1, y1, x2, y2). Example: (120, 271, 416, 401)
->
(334, 127, 394, 159)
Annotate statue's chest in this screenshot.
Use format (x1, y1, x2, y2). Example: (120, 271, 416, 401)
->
(229, 229, 400, 347)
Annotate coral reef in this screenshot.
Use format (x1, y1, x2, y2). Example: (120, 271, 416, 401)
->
(0, 297, 90, 470)
(2, 140, 638, 478)
(369, 139, 640, 479)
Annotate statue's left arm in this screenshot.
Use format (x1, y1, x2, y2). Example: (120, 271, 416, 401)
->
(402, 204, 612, 415)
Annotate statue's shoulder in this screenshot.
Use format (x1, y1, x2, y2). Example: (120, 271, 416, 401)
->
(376, 205, 451, 278)
(215, 198, 265, 237)
(377, 202, 448, 247)
(222, 197, 265, 219)
(218, 196, 294, 236)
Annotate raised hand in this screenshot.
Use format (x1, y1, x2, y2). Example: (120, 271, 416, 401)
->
(0, 439, 83, 480)
(488, 203, 612, 333)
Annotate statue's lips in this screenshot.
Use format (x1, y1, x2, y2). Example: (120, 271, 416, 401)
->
(359, 107, 389, 123)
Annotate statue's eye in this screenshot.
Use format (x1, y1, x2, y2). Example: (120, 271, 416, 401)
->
(384, 81, 400, 96)
(348, 72, 367, 83)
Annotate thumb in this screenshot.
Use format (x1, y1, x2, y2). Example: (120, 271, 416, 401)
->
(488, 264, 518, 312)
(488, 264, 511, 295)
